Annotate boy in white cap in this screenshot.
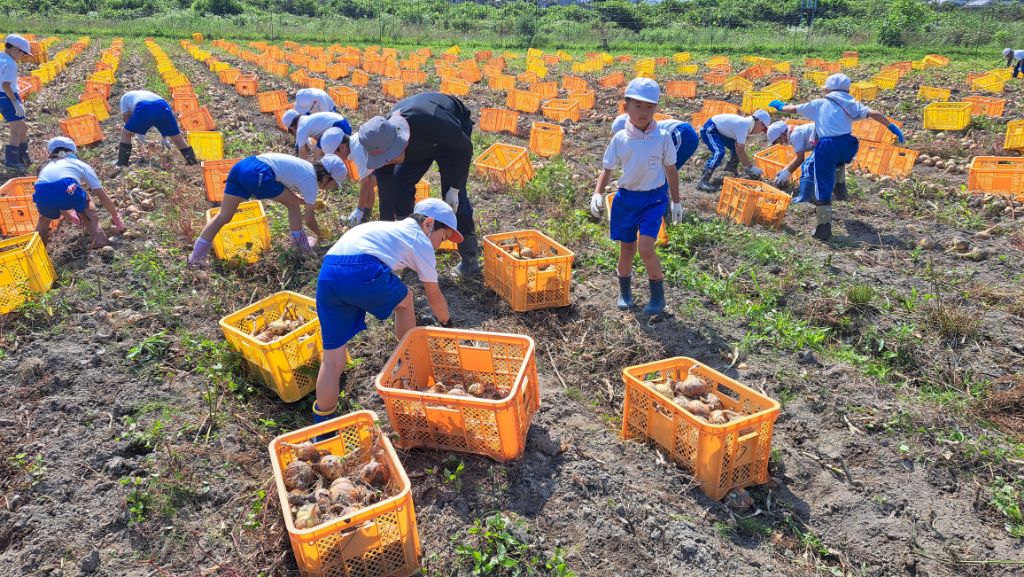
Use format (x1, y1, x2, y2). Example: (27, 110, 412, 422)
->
(348, 92, 480, 277)
(1, 34, 32, 172)
(769, 73, 903, 240)
(187, 153, 346, 266)
(115, 89, 198, 171)
(311, 197, 460, 427)
(33, 137, 124, 248)
(590, 77, 681, 315)
(294, 87, 337, 115)
(764, 120, 821, 202)
(282, 109, 352, 161)
(695, 109, 771, 192)
(1005, 48, 1024, 78)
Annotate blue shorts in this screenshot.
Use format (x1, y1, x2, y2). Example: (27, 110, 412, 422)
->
(0, 93, 25, 122)
(124, 99, 181, 137)
(610, 182, 668, 243)
(223, 156, 285, 200)
(671, 123, 699, 169)
(33, 178, 87, 220)
(316, 254, 409, 350)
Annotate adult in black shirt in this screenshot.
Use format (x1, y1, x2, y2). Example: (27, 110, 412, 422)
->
(349, 92, 479, 276)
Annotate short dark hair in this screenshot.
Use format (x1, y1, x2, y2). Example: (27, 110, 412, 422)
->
(313, 162, 329, 181)
(410, 212, 451, 232)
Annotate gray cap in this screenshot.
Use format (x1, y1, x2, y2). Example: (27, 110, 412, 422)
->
(352, 113, 410, 171)
(5, 34, 32, 56)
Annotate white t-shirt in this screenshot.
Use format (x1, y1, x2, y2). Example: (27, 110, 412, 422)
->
(1014, 50, 1024, 61)
(119, 90, 163, 113)
(602, 125, 676, 192)
(295, 88, 335, 115)
(796, 92, 870, 138)
(38, 157, 103, 189)
(327, 218, 438, 283)
(710, 114, 755, 144)
(789, 123, 818, 153)
(0, 52, 18, 89)
(295, 112, 347, 149)
(255, 153, 318, 204)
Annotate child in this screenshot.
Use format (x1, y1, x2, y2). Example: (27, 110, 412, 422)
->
(188, 153, 346, 266)
(1, 34, 32, 173)
(32, 137, 124, 248)
(1005, 48, 1024, 78)
(294, 88, 337, 115)
(116, 89, 198, 171)
(764, 120, 822, 202)
(769, 73, 903, 240)
(590, 78, 681, 315)
(695, 109, 771, 192)
(611, 113, 700, 172)
(311, 197, 461, 425)
(282, 110, 352, 161)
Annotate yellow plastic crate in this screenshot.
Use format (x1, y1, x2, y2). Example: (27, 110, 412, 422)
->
(724, 76, 753, 94)
(917, 86, 951, 102)
(871, 72, 899, 91)
(188, 131, 224, 160)
(740, 91, 776, 115)
(923, 102, 972, 131)
(0, 232, 56, 314)
(677, 64, 698, 75)
(971, 73, 1005, 94)
(1005, 120, 1024, 152)
(804, 70, 828, 87)
(66, 99, 109, 122)
(220, 291, 321, 402)
(764, 80, 793, 101)
(205, 200, 271, 263)
(849, 81, 878, 102)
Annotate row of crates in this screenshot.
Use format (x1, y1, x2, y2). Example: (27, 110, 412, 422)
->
(20, 37, 89, 99)
(59, 39, 124, 147)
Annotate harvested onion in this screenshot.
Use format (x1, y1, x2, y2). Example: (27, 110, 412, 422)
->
(294, 503, 319, 529)
(316, 455, 348, 481)
(360, 460, 389, 487)
(682, 399, 711, 418)
(284, 460, 317, 491)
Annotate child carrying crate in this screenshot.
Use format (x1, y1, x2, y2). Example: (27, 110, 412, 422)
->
(311, 198, 461, 427)
(769, 73, 904, 241)
(589, 78, 682, 315)
(33, 137, 124, 248)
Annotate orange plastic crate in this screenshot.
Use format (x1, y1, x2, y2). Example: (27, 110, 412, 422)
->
(274, 104, 294, 131)
(59, 114, 103, 147)
(0, 178, 56, 236)
(269, 410, 421, 577)
(351, 69, 369, 86)
(851, 141, 918, 179)
(541, 99, 579, 122)
(325, 62, 349, 79)
(716, 177, 792, 229)
(235, 74, 258, 96)
(621, 356, 780, 500)
(172, 94, 200, 115)
(401, 69, 426, 85)
(84, 79, 111, 98)
(483, 230, 574, 312)
(178, 106, 216, 132)
(701, 99, 740, 116)
(703, 71, 728, 85)
(851, 119, 898, 144)
(597, 71, 625, 89)
(964, 96, 1005, 118)
(753, 144, 802, 181)
(382, 78, 405, 99)
(664, 80, 697, 99)
(374, 327, 540, 462)
(202, 158, 240, 203)
(562, 75, 588, 93)
(256, 90, 287, 113)
(528, 122, 563, 158)
(506, 89, 541, 113)
(475, 143, 534, 186)
(566, 89, 594, 111)
(487, 74, 515, 91)
(217, 68, 240, 85)
(170, 84, 195, 99)
(328, 85, 359, 110)
(530, 81, 558, 100)
(968, 157, 1024, 198)
(479, 108, 519, 134)
(516, 70, 538, 85)
(440, 77, 470, 97)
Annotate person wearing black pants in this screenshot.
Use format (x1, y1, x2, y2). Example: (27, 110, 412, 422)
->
(348, 92, 480, 277)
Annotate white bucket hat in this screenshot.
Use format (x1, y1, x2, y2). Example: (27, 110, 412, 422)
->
(282, 109, 300, 130)
(47, 136, 77, 154)
(766, 121, 789, 145)
(5, 34, 32, 56)
(752, 109, 771, 128)
(825, 73, 852, 92)
(319, 127, 349, 156)
(319, 154, 348, 189)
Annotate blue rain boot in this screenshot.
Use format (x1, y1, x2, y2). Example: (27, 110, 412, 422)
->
(643, 279, 666, 315)
(311, 400, 338, 443)
(617, 276, 633, 310)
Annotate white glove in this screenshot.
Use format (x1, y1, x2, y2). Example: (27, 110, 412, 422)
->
(444, 187, 460, 213)
(773, 169, 791, 187)
(745, 166, 764, 179)
(13, 100, 26, 118)
(346, 208, 364, 227)
(590, 193, 605, 219)
(670, 202, 684, 225)
(160, 138, 172, 151)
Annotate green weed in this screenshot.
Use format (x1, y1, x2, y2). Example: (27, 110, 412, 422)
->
(7, 452, 47, 486)
(126, 330, 170, 363)
(990, 478, 1024, 538)
(454, 512, 576, 576)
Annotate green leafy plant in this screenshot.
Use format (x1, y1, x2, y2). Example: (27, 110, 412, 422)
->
(990, 477, 1024, 538)
(126, 330, 170, 363)
(454, 512, 576, 576)
(7, 452, 47, 486)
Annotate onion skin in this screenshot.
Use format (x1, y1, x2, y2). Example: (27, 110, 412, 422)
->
(284, 460, 317, 491)
(674, 374, 710, 398)
(294, 503, 319, 529)
(316, 455, 348, 482)
(682, 399, 711, 418)
(360, 460, 389, 487)
(704, 393, 724, 412)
